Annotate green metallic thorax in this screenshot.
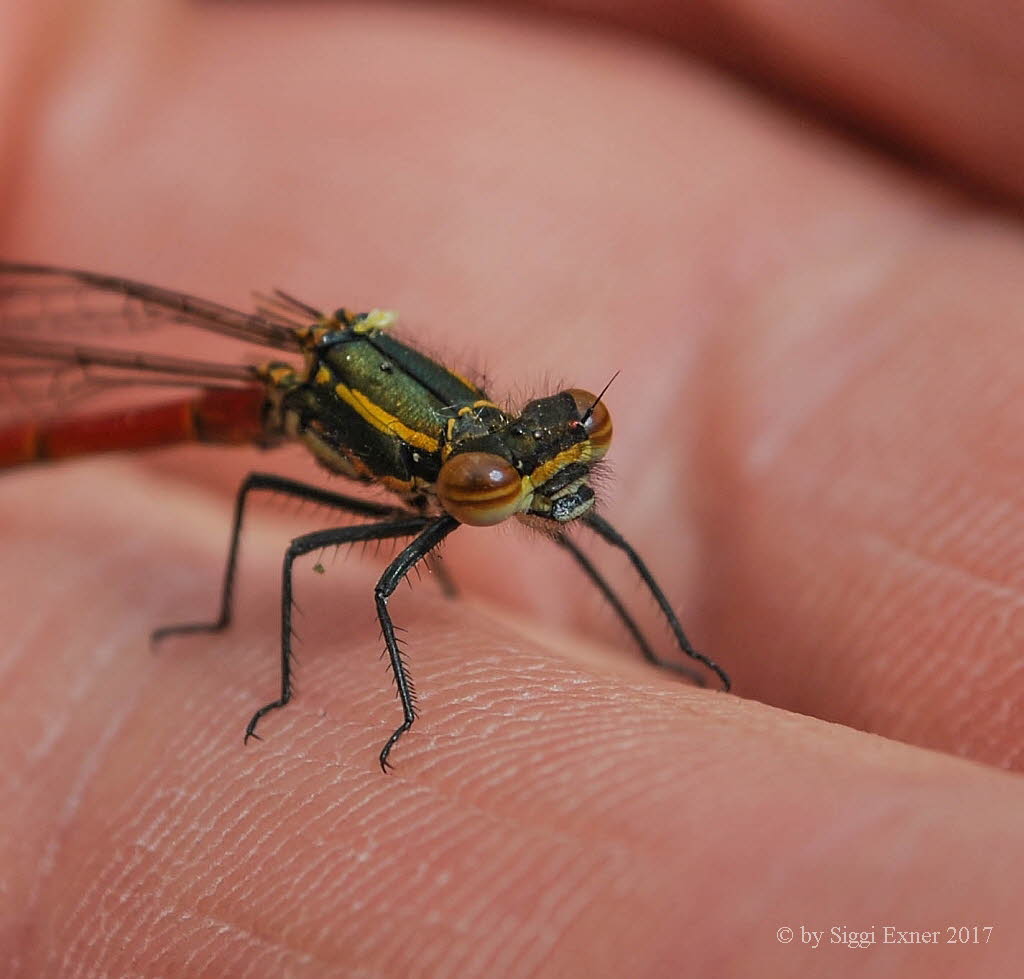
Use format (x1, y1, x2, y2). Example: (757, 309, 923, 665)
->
(262, 311, 495, 505)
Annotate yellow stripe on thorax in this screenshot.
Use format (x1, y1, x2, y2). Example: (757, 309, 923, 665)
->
(334, 383, 439, 452)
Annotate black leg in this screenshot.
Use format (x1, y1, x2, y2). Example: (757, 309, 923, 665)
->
(553, 531, 706, 686)
(243, 514, 440, 747)
(583, 512, 731, 692)
(374, 515, 460, 772)
(152, 471, 406, 644)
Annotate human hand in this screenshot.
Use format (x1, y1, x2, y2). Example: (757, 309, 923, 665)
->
(2, 2, 1021, 976)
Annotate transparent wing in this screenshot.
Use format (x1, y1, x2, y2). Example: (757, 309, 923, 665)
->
(0, 263, 307, 350)
(0, 262, 310, 425)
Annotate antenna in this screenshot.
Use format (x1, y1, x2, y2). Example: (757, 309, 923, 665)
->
(582, 370, 620, 425)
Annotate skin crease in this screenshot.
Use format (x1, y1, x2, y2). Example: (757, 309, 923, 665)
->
(514, 0, 1024, 203)
(1, 1, 1023, 976)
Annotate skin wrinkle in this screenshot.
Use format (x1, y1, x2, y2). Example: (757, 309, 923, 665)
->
(420, 674, 671, 807)
(163, 911, 324, 978)
(461, 857, 603, 977)
(519, 0, 1024, 202)
(24, 676, 140, 958)
(427, 853, 554, 974)
(347, 841, 517, 970)
(154, 877, 308, 974)
(722, 210, 986, 485)
(285, 717, 650, 971)
(859, 532, 1024, 728)
(870, 520, 1024, 610)
(435, 693, 731, 852)
(741, 256, 926, 473)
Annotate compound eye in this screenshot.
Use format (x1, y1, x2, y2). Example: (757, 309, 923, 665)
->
(567, 388, 613, 461)
(436, 452, 527, 526)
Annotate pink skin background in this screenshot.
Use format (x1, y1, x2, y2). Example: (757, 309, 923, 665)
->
(2, 1, 1023, 976)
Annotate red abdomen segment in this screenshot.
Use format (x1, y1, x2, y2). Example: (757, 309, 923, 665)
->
(0, 384, 269, 468)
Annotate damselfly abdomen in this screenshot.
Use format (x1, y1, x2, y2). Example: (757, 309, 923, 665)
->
(0, 262, 729, 770)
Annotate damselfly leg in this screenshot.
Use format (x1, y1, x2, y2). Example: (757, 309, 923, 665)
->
(584, 513, 730, 692)
(372, 515, 460, 770)
(244, 514, 454, 772)
(150, 471, 458, 769)
(151, 472, 409, 643)
(553, 530, 706, 686)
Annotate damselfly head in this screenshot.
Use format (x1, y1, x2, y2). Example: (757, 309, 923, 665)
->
(435, 387, 613, 527)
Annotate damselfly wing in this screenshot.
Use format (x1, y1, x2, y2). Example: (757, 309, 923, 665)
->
(0, 262, 730, 770)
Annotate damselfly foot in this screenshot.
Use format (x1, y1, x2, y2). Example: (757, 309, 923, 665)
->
(244, 698, 291, 744)
(379, 720, 414, 773)
(150, 618, 229, 648)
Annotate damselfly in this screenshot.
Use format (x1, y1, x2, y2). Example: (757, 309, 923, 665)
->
(0, 262, 730, 770)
